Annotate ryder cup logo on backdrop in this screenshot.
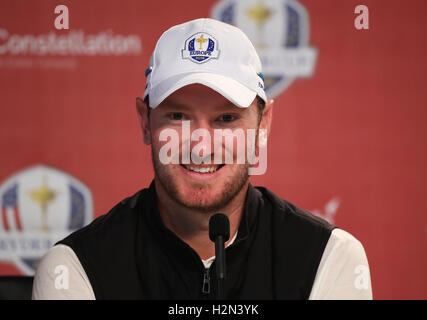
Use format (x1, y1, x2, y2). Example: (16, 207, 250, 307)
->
(212, 0, 317, 98)
(182, 33, 220, 64)
(0, 165, 93, 275)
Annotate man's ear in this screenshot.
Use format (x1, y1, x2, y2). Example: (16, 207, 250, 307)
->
(136, 97, 152, 145)
(260, 99, 274, 137)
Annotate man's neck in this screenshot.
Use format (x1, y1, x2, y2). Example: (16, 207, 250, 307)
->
(155, 180, 248, 260)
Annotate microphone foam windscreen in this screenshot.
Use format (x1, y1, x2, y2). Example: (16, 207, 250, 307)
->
(209, 213, 230, 242)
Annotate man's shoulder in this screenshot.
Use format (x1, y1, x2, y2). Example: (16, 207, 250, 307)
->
(52, 187, 152, 299)
(32, 244, 96, 300)
(251, 185, 337, 299)
(255, 185, 335, 232)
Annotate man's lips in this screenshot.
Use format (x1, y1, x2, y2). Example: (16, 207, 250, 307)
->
(179, 163, 226, 180)
(180, 164, 225, 173)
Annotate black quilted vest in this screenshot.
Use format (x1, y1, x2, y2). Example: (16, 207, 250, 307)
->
(58, 182, 335, 299)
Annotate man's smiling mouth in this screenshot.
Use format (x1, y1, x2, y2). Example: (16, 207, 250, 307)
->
(180, 164, 225, 173)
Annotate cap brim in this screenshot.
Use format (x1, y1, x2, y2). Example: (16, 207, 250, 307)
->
(148, 72, 258, 108)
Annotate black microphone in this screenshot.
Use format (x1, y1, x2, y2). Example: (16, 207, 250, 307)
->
(209, 213, 230, 300)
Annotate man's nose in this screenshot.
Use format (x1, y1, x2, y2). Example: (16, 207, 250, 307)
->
(188, 120, 215, 162)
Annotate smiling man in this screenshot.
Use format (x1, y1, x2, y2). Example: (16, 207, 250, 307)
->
(141, 83, 269, 261)
(32, 18, 372, 300)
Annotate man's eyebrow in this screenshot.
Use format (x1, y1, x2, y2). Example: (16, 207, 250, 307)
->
(160, 100, 191, 111)
(216, 101, 242, 111)
(160, 99, 241, 112)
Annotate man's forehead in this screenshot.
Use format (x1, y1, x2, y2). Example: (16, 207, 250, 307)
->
(157, 84, 255, 112)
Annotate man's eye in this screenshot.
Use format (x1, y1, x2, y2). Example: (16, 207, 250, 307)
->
(219, 114, 235, 122)
(171, 113, 184, 120)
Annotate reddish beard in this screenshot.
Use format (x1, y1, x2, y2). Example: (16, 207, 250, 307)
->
(151, 146, 249, 213)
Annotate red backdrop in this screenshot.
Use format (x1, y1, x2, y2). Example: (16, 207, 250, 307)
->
(1, 0, 426, 299)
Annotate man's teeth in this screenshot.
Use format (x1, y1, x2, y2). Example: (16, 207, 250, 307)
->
(184, 165, 219, 173)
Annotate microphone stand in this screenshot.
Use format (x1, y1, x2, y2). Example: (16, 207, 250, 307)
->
(209, 213, 230, 300)
(215, 234, 226, 300)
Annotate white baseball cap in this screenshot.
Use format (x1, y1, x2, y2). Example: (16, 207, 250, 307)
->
(143, 18, 267, 108)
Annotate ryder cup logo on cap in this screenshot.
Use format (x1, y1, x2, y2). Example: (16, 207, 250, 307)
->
(182, 33, 220, 63)
(143, 18, 267, 109)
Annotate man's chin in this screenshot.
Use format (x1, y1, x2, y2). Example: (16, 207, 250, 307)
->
(173, 187, 228, 213)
